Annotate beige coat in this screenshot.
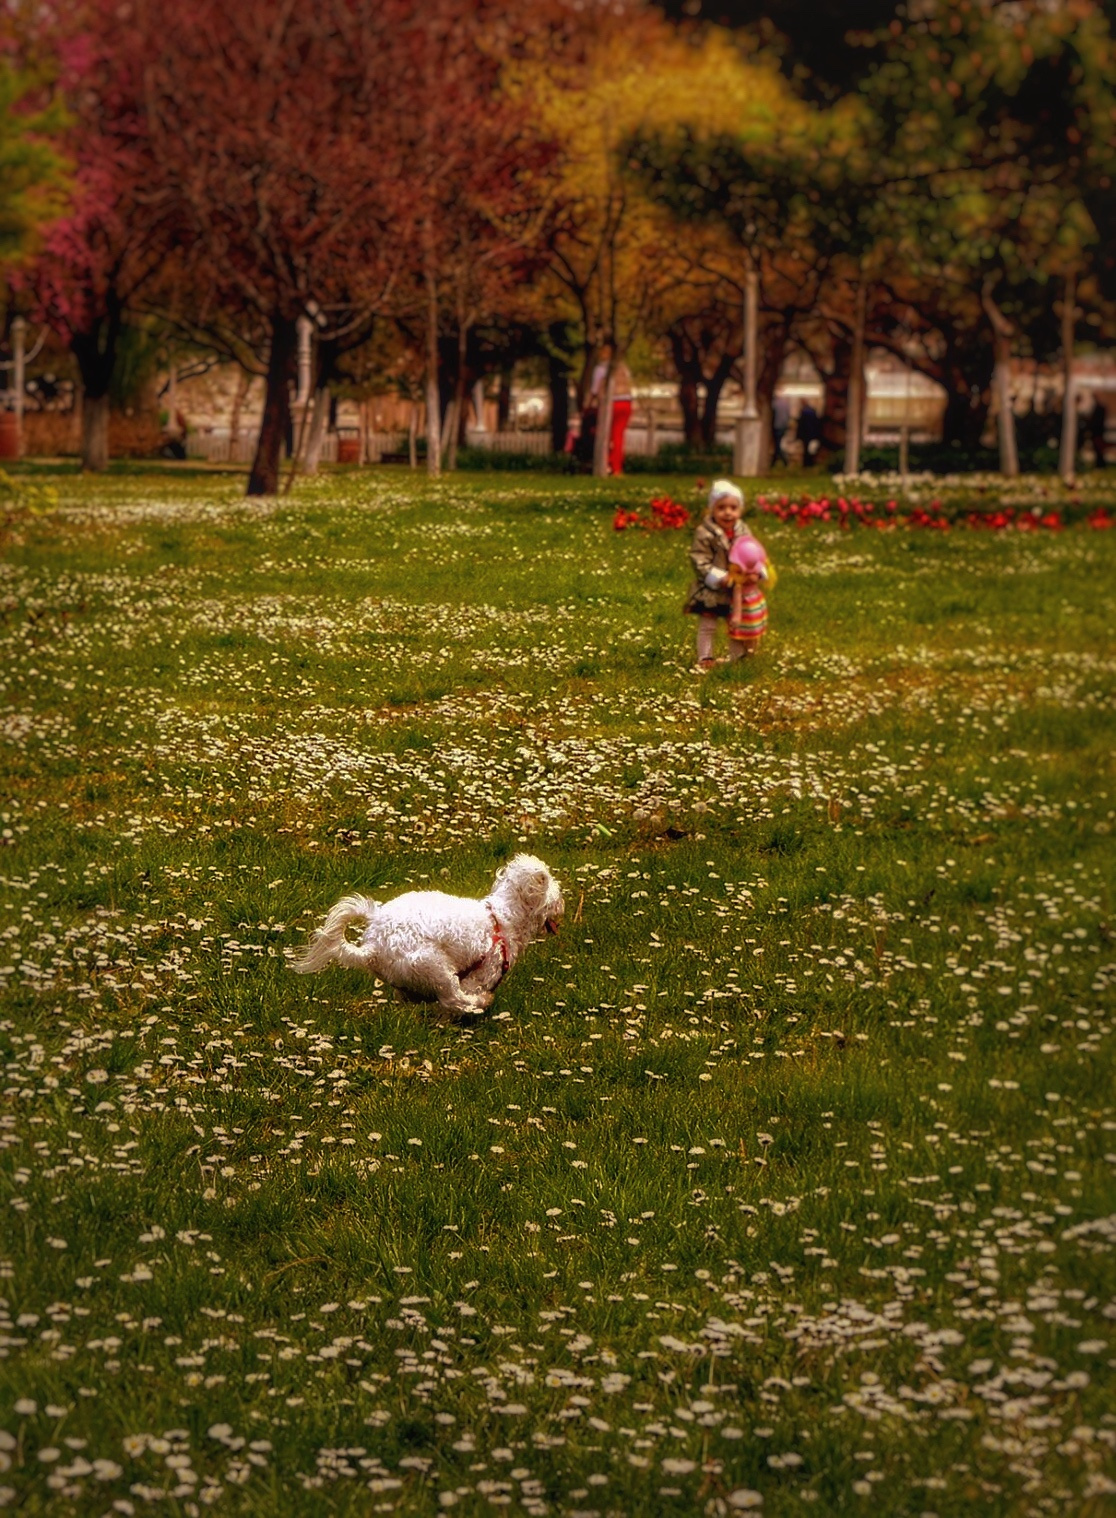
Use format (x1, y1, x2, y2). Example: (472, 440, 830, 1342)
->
(684, 515, 752, 615)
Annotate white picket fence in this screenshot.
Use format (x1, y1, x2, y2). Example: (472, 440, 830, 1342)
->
(186, 430, 404, 464)
(466, 427, 730, 456)
(185, 423, 734, 464)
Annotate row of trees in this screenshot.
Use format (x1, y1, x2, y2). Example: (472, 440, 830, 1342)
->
(1, 0, 1114, 489)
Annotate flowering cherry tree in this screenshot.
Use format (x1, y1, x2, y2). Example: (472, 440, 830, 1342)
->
(138, 0, 424, 494)
(27, 6, 177, 470)
(143, 0, 554, 492)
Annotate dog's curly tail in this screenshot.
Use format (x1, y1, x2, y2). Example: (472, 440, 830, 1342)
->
(291, 894, 381, 975)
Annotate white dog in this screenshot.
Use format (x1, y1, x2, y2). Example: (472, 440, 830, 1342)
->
(293, 854, 564, 1015)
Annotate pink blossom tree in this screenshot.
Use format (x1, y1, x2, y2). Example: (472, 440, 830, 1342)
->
(146, 0, 562, 491)
(27, 7, 177, 470)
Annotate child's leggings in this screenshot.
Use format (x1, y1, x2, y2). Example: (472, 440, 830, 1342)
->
(696, 614, 747, 662)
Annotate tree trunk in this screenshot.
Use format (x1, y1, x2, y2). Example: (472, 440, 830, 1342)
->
(71, 311, 120, 473)
(880, 326, 992, 454)
(247, 314, 297, 496)
(845, 279, 868, 476)
(446, 315, 469, 472)
(756, 332, 786, 471)
(424, 255, 441, 477)
(679, 373, 702, 447)
(81, 393, 110, 472)
(820, 338, 852, 460)
(996, 341, 1020, 476)
(941, 380, 990, 451)
(668, 328, 704, 447)
(548, 346, 570, 454)
(992, 334, 1018, 476)
(981, 279, 1019, 477)
(496, 368, 513, 430)
(72, 386, 83, 456)
(303, 385, 330, 474)
(701, 353, 736, 448)
(1059, 271, 1078, 484)
(409, 401, 418, 468)
(441, 397, 458, 470)
(994, 346, 1018, 474)
(228, 368, 252, 459)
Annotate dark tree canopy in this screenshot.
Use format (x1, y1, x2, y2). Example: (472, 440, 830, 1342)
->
(652, 0, 901, 94)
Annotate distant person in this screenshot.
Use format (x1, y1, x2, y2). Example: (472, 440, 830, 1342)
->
(589, 345, 633, 475)
(772, 393, 791, 465)
(797, 401, 822, 462)
(1088, 396, 1108, 468)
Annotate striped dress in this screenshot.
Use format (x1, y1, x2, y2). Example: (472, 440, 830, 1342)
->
(728, 583, 768, 643)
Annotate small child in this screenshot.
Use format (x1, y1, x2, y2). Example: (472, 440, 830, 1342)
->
(683, 479, 768, 670)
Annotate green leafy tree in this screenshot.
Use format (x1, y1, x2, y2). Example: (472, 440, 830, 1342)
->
(630, 63, 878, 464)
(512, 15, 808, 471)
(642, 0, 1116, 472)
(861, 0, 1116, 472)
(0, 58, 67, 269)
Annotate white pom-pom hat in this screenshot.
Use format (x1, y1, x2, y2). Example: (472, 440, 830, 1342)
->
(707, 478, 744, 512)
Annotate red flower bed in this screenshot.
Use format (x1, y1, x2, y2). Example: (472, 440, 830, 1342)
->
(752, 493, 1077, 532)
(613, 489, 1112, 535)
(755, 493, 903, 529)
(614, 495, 691, 532)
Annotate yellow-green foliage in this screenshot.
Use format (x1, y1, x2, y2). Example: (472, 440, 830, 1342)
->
(0, 466, 58, 525)
(0, 57, 69, 267)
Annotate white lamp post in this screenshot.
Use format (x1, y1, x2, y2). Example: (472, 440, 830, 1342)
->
(734, 265, 763, 476)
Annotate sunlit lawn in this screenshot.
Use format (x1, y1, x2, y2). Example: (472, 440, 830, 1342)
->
(1, 467, 1114, 1517)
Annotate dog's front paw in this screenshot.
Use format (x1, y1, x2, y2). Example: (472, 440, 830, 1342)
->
(439, 999, 486, 1023)
(434, 991, 485, 1017)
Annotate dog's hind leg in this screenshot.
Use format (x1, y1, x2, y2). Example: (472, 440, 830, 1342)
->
(408, 952, 487, 1016)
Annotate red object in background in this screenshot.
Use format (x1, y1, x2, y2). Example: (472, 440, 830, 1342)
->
(613, 496, 690, 532)
(752, 491, 1073, 532)
(0, 412, 20, 460)
(608, 398, 632, 475)
(649, 495, 690, 529)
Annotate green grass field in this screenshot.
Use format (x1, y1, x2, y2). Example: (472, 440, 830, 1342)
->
(1, 468, 1114, 1517)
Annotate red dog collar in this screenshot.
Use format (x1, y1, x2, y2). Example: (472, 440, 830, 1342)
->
(462, 903, 510, 984)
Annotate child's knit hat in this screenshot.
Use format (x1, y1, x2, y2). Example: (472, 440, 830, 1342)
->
(708, 478, 744, 513)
